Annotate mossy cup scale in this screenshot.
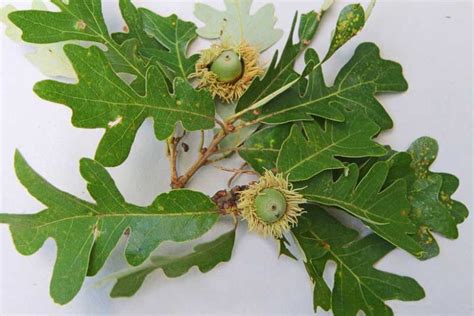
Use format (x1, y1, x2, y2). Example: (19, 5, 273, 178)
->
(210, 50, 243, 83)
(254, 188, 288, 223)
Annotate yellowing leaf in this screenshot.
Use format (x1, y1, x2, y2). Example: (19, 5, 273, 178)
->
(324, 3, 366, 61)
(360, 137, 470, 259)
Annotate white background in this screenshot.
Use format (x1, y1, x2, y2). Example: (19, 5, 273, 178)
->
(0, 0, 472, 315)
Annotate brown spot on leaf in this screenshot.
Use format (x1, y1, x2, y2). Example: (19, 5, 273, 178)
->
(181, 143, 190, 152)
(75, 20, 87, 31)
(322, 240, 331, 250)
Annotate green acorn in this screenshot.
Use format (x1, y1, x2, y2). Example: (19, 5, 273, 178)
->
(238, 170, 306, 238)
(210, 50, 243, 83)
(254, 188, 287, 223)
(191, 43, 263, 103)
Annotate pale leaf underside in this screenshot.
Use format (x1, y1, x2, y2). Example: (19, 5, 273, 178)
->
(110, 228, 236, 297)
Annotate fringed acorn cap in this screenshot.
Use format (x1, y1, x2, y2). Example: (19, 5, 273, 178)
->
(238, 170, 306, 238)
(190, 42, 263, 103)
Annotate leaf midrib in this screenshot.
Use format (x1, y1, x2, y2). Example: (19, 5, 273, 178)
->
(260, 80, 376, 122)
(42, 91, 214, 122)
(142, 12, 194, 79)
(10, 211, 219, 229)
(305, 194, 390, 226)
(307, 231, 389, 310)
(280, 132, 354, 176)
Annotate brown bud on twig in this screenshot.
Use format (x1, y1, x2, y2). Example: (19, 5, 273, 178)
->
(226, 123, 235, 132)
(181, 142, 190, 152)
(211, 185, 248, 215)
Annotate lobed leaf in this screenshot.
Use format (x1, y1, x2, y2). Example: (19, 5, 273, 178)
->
(293, 205, 425, 315)
(0, 151, 219, 304)
(253, 42, 408, 130)
(277, 109, 387, 181)
(360, 137, 469, 259)
(235, 10, 323, 115)
(406, 137, 468, 232)
(112, 0, 166, 55)
(104, 0, 170, 90)
(194, 0, 283, 52)
(34, 45, 215, 167)
(140, 8, 199, 79)
(8, 0, 109, 43)
(298, 162, 426, 259)
(110, 228, 236, 297)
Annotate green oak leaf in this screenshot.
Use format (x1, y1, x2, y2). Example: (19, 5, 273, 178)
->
(407, 137, 468, 229)
(34, 44, 215, 167)
(110, 228, 236, 298)
(293, 205, 425, 315)
(0, 151, 219, 305)
(8, 0, 108, 43)
(253, 42, 408, 130)
(239, 124, 292, 174)
(1, 0, 76, 78)
(438, 174, 468, 225)
(140, 8, 199, 79)
(109, 0, 172, 89)
(8, 0, 149, 87)
(361, 137, 469, 259)
(111, 0, 166, 55)
(235, 10, 322, 115)
(194, 0, 283, 52)
(323, 3, 366, 61)
(277, 110, 387, 181)
(298, 162, 426, 259)
(278, 235, 297, 260)
(104, 38, 148, 88)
